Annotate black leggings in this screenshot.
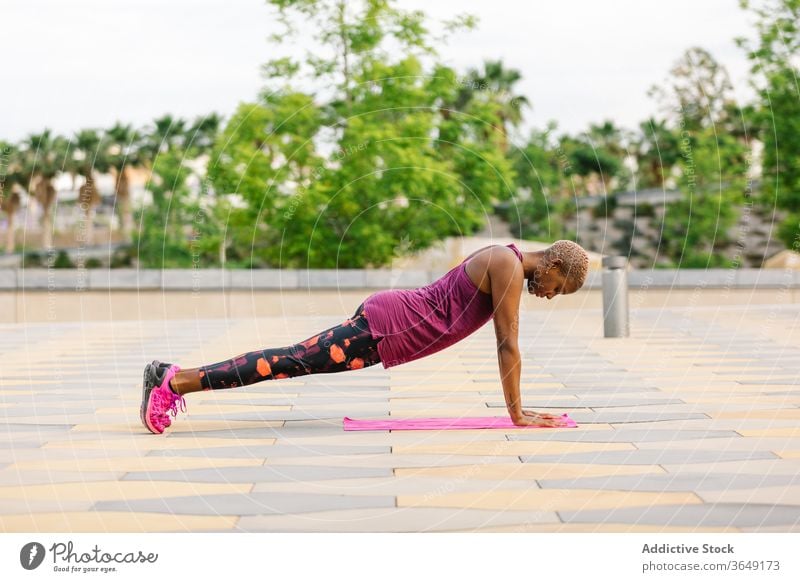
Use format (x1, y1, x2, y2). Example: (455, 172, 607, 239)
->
(198, 302, 383, 390)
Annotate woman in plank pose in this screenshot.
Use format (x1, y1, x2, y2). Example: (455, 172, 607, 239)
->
(140, 240, 589, 434)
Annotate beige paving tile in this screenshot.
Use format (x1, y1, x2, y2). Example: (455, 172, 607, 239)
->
(395, 462, 666, 480)
(683, 396, 800, 404)
(95, 404, 292, 415)
(41, 436, 278, 450)
(393, 441, 634, 456)
(710, 409, 800, 420)
(699, 486, 800, 505)
(739, 428, 800, 438)
(774, 450, 800, 459)
(446, 523, 740, 533)
(10, 456, 263, 472)
(397, 489, 703, 511)
(0, 512, 238, 532)
(0, 481, 252, 502)
(70, 420, 283, 433)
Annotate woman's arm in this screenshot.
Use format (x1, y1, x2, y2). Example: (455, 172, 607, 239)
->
(489, 251, 524, 420)
(489, 251, 571, 428)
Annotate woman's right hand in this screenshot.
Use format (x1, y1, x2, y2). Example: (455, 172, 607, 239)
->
(510, 411, 569, 427)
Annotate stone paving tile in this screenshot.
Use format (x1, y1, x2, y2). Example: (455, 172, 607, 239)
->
(508, 429, 741, 443)
(122, 464, 393, 483)
(394, 462, 665, 481)
(146, 443, 390, 459)
(0, 470, 126, 486)
(558, 503, 800, 528)
(394, 441, 634, 456)
(94, 492, 396, 515)
(264, 453, 516, 469)
(236, 507, 561, 532)
(398, 489, 702, 511)
(444, 523, 741, 533)
(185, 408, 390, 421)
(698, 485, 800, 505)
(9, 456, 264, 473)
(249, 476, 544, 496)
(486, 397, 686, 408)
(519, 449, 777, 465)
(0, 500, 95, 514)
(537, 472, 800, 492)
(0, 512, 239, 533)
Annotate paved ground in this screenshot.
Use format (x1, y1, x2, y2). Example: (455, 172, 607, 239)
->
(1, 303, 800, 532)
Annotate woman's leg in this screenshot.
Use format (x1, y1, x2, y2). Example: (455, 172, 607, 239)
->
(170, 302, 381, 395)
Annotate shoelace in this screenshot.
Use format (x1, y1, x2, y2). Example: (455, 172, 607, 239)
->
(167, 390, 187, 418)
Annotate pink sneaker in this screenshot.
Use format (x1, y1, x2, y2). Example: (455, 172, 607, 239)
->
(140, 360, 186, 434)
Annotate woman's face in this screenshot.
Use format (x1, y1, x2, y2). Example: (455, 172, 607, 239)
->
(527, 268, 573, 299)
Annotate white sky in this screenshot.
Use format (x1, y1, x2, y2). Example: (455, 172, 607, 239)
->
(2, 0, 757, 142)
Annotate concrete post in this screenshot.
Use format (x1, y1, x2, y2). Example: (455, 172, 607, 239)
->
(602, 255, 629, 337)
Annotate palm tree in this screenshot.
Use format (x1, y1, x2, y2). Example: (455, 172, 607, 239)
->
(464, 59, 530, 153)
(22, 129, 68, 252)
(184, 112, 222, 155)
(1, 141, 23, 254)
(71, 129, 109, 247)
(106, 122, 144, 244)
(635, 117, 680, 189)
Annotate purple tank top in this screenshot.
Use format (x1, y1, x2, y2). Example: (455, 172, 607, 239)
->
(363, 243, 524, 368)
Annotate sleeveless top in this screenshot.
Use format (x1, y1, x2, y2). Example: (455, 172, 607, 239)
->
(363, 243, 524, 368)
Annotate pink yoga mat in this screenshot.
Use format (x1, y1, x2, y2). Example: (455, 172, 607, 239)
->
(342, 414, 577, 431)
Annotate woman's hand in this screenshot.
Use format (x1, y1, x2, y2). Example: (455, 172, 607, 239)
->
(510, 409, 570, 427)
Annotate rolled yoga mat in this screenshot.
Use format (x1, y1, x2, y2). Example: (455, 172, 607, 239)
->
(342, 413, 577, 431)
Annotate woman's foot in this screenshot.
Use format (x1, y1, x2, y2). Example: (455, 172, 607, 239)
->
(140, 360, 186, 434)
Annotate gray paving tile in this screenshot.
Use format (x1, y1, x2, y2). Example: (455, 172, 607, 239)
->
(539, 472, 800, 492)
(237, 507, 561, 532)
(122, 464, 393, 483)
(0, 423, 73, 433)
(210, 396, 389, 406)
(1, 407, 97, 417)
(94, 492, 396, 515)
(520, 449, 777, 465)
(146, 444, 391, 459)
(559, 503, 800, 528)
(268, 453, 515, 469)
(487, 397, 685, 409)
(251, 476, 540, 496)
(567, 411, 708, 423)
(185, 408, 389, 421)
(661, 459, 800, 475)
(509, 429, 740, 443)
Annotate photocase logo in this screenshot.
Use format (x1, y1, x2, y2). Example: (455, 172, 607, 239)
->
(20, 542, 46, 570)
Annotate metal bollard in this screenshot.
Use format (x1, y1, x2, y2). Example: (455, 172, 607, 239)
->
(602, 256, 629, 337)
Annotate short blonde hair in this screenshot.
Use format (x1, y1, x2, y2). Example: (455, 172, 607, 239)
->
(544, 240, 589, 289)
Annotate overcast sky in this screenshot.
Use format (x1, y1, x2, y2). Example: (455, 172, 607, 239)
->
(2, 0, 757, 142)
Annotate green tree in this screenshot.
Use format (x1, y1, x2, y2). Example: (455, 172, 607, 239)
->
(21, 129, 69, 252)
(69, 128, 110, 248)
(648, 47, 739, 133)
(208, 0, 513, 267)
(634, 117, 681, 189)
(460, 59, 530, 153)
(504, 122, 567, 240)
(1, 141, 24, 254)
(737, 0, 800, 248)
(647, 46, 749, 267)
(660, 126, 748, 267)
(106, 122, 145, 244)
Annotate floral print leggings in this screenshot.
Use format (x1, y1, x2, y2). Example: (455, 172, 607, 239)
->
(198, 302, 383, 390)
